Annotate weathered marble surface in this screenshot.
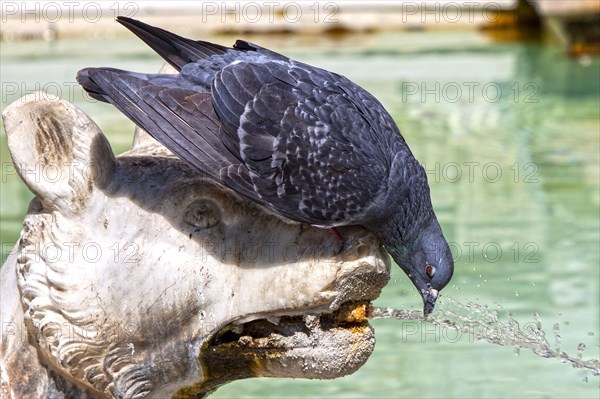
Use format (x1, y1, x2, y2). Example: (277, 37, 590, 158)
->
(0, 93, 390, 398)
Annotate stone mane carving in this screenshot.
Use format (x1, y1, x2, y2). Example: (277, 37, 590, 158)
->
(0, 93, 390, 398)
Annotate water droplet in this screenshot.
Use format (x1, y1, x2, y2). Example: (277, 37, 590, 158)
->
(587, 332, 594, 336)
(533, 312, 542, 329)
(577, 343, 586, 360)
(514, 347, 521, 356)
(553, 323, 561, 352)
(531, 282, 536, 286)
(515, 291, 519, 297)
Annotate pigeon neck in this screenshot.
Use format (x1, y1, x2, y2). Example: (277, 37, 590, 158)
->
(376, 210, 437, 275)
(371, 155, 435, 253)
(380, 207, 434, 254)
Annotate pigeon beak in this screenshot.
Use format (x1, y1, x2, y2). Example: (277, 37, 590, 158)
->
(422, 287, 438, 317)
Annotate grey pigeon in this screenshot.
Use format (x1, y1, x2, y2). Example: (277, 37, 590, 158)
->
(77, 17, 454, 315)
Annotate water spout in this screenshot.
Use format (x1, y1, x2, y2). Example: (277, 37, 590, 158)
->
(368, 296, 600, 377)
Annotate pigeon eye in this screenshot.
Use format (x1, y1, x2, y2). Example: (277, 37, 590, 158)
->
(425, 264, 436, 278)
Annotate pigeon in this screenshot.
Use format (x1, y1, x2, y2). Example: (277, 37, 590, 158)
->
(77, 17, 454, 316)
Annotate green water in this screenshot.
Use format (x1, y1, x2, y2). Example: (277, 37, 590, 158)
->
(1, 31, 599, 398)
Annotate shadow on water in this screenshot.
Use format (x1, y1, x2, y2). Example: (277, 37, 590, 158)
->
(369, 296, 600, 378)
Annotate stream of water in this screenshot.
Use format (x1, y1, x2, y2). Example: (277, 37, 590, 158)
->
(369, 296, 600, 378)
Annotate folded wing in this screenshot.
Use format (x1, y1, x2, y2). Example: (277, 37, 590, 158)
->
(78, 19, 395, 226)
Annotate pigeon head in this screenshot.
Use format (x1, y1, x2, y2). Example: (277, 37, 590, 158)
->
(388, 217, 454, 316)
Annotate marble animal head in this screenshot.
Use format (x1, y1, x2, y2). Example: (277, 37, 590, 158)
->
(0, 93, 390, 398)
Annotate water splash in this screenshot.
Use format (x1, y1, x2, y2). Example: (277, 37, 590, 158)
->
(369, 297, 600, 376)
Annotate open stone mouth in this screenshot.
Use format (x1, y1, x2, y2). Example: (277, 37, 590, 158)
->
(191, 301, 377, 397)
(193, 252, 390, 395)
(202, 232, 391, 352)
(209, 301, 373, 351)
(206, 251, 390, 355)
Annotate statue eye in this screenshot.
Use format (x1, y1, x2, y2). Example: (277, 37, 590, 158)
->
(425, 264, 436, 278)
(184, 199, 220, 229)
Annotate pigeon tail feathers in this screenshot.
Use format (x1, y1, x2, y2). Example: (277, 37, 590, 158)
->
(116, 16, 231, 70)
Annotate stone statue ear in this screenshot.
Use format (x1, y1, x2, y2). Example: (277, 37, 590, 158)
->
(2, 92, 116, 214)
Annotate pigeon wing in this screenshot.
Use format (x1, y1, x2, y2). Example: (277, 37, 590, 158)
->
(78, 68, 266, 199)
(212, 60, 391, 225)
(78, 49, 397, 226)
